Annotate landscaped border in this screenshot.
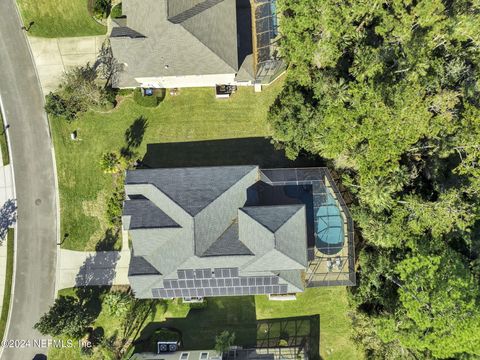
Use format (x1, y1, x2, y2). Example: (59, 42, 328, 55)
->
(0, 229, 14, 341)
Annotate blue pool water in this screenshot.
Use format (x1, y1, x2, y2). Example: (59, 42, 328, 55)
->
(315, 191, 344, 254)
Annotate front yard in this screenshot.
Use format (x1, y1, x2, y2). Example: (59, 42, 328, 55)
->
(51, 82, 305, 251)
(16, 0, 106, 37)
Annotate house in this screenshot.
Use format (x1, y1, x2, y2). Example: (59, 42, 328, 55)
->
(123, 166, 355, 300)
(110, 0, 284, 89)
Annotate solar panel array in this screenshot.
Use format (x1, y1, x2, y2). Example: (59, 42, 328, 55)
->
(151, 267, 288, 298)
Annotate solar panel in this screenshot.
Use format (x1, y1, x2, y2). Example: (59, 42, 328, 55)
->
(203, 269, 212, 278)
(212, 288, 220, 296)
(272, 277, 279, 285)
(240, 278, 248, 286)
(225, 278, 233, 287)
(202, 279, 209, 287)
(231, 268, 239, 277)
(185, 269, 194, 279)
(205, 288, 213, 296)
(227, 287, 234, 295)
(166, 289, 174, 297)
(264, 277, 271, 285)
(218, 278, 225, 287)
(249, 286, 256, 294)
(164, 280, 172, 289)
(178, 270, 186, 279)
(219, 288, 227, 295)
(178, 280, 186, 288)
(187, 280, 194, 288)
(181, 289, 189, 297)
(189, 288, 197, 297)
(280, 285, 288, 293)
(174, 289, 182, 297)
(256, 277, 263, 286)
(258, 286, 265, 294)
(272, 285, 279, 294)
(222, 269, 230, 278)
(152, 288, 159, 297)
(214, 268, 222, 278)
(265, 285, 272, 293)
(195, 279, 202, 287)
(234, 287, 242, 295)
(248, 277, 255, 286)
(195, 269, 204, 278)
(233, 278, 240, 286)
(209, 279, 217, 287)
(197, 288, 205, 297)
(171, 280, 179, 288)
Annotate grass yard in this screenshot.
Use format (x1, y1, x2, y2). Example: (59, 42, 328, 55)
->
(16, 0, 106, 37)
(51, 82, 304, 251)
(48, 287, 360, 360)
(256, 288, 363, 360)
(0, 111, 9, 165)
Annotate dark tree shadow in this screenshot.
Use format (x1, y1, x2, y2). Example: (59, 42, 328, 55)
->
(0, 199, 17, 240)
(74, 251, 119, 288)
(95, 228, 120, 251)
(141, 137, 323, 169)
(125, 116, 148, 149)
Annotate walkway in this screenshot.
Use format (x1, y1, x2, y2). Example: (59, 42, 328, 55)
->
(28, 35, 106, 93)
(57, 230, 130, 290)
(0, 0, 59, 358)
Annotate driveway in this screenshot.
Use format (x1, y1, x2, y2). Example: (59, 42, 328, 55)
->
(28, 35, 106, 94)
(0, 0, 58, 358)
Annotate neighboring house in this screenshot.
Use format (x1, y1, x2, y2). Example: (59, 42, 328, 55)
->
(123, 166, 355, 300)
(110, 0, 284, 88)
(131, 348, 305, 360)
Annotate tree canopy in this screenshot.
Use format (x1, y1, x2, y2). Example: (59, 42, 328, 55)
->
(269, 0, 480, 358)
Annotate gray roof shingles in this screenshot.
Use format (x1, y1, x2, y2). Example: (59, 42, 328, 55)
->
(202, 222, 253, 256)
(123, 198, 180, 229)
(240, 205, 304, 233)
(126, 166, 257, 216)
(129, 255, 161, 276)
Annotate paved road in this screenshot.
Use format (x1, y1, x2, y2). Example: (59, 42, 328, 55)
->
(0, 0, 58, 358)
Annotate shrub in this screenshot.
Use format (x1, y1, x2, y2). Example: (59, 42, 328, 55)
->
(100, 152, 120, 173)
(93, 0, 111, 18)
(133, 88, 162, 107)
(106, 189, 124, 226)
(111, 3, 122, 18)
(103, 291, 132, 317)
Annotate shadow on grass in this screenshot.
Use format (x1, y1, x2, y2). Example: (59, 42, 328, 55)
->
(141, 137, 324, 169)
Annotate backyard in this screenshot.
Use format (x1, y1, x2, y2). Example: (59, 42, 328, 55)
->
(50, 80, 323, 251)
(48, 287, 361, 360)
(16, 0, 106, 37)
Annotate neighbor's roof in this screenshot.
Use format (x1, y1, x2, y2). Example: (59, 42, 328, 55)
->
(110, 0, 239, 85)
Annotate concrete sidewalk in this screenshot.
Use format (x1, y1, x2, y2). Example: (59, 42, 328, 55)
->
(0, 162, 15, 318)
(28, 35, 106, 94)
(57, 230, 130, 290)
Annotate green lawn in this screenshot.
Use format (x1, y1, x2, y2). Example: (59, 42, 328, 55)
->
(0, 229, 14, 341)
(49, 287, 360, 360)
(0, 111, 9, 165)
(51, 82, 315, 251)
(16, 0, 106, 37)
(256, 288, 363, 360)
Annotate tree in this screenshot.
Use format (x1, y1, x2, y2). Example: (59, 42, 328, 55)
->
(215, 330, 235, 354)
(34, 295, 93, 338)
(270, 0, 480, 358)
(45, 64, 114, 120)
(103, 291, 132, 317)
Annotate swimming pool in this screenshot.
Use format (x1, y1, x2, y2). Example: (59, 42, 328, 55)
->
(315, 189, 344, 255)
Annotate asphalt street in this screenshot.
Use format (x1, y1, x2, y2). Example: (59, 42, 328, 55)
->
(0, 0, 58, 358)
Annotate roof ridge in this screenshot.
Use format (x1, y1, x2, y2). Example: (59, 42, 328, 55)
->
(168, 0, 225, 23)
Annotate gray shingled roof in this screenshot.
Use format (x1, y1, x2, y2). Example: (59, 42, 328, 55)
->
(129, 255, 161, 276)
(202, 222, 253, 256)
(240, 205, 304, 233)
(126, 166, 257, 216)
(110, 26, 145, 39)
(110, 0, 239, 86)
(123, 199, 180, 229)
